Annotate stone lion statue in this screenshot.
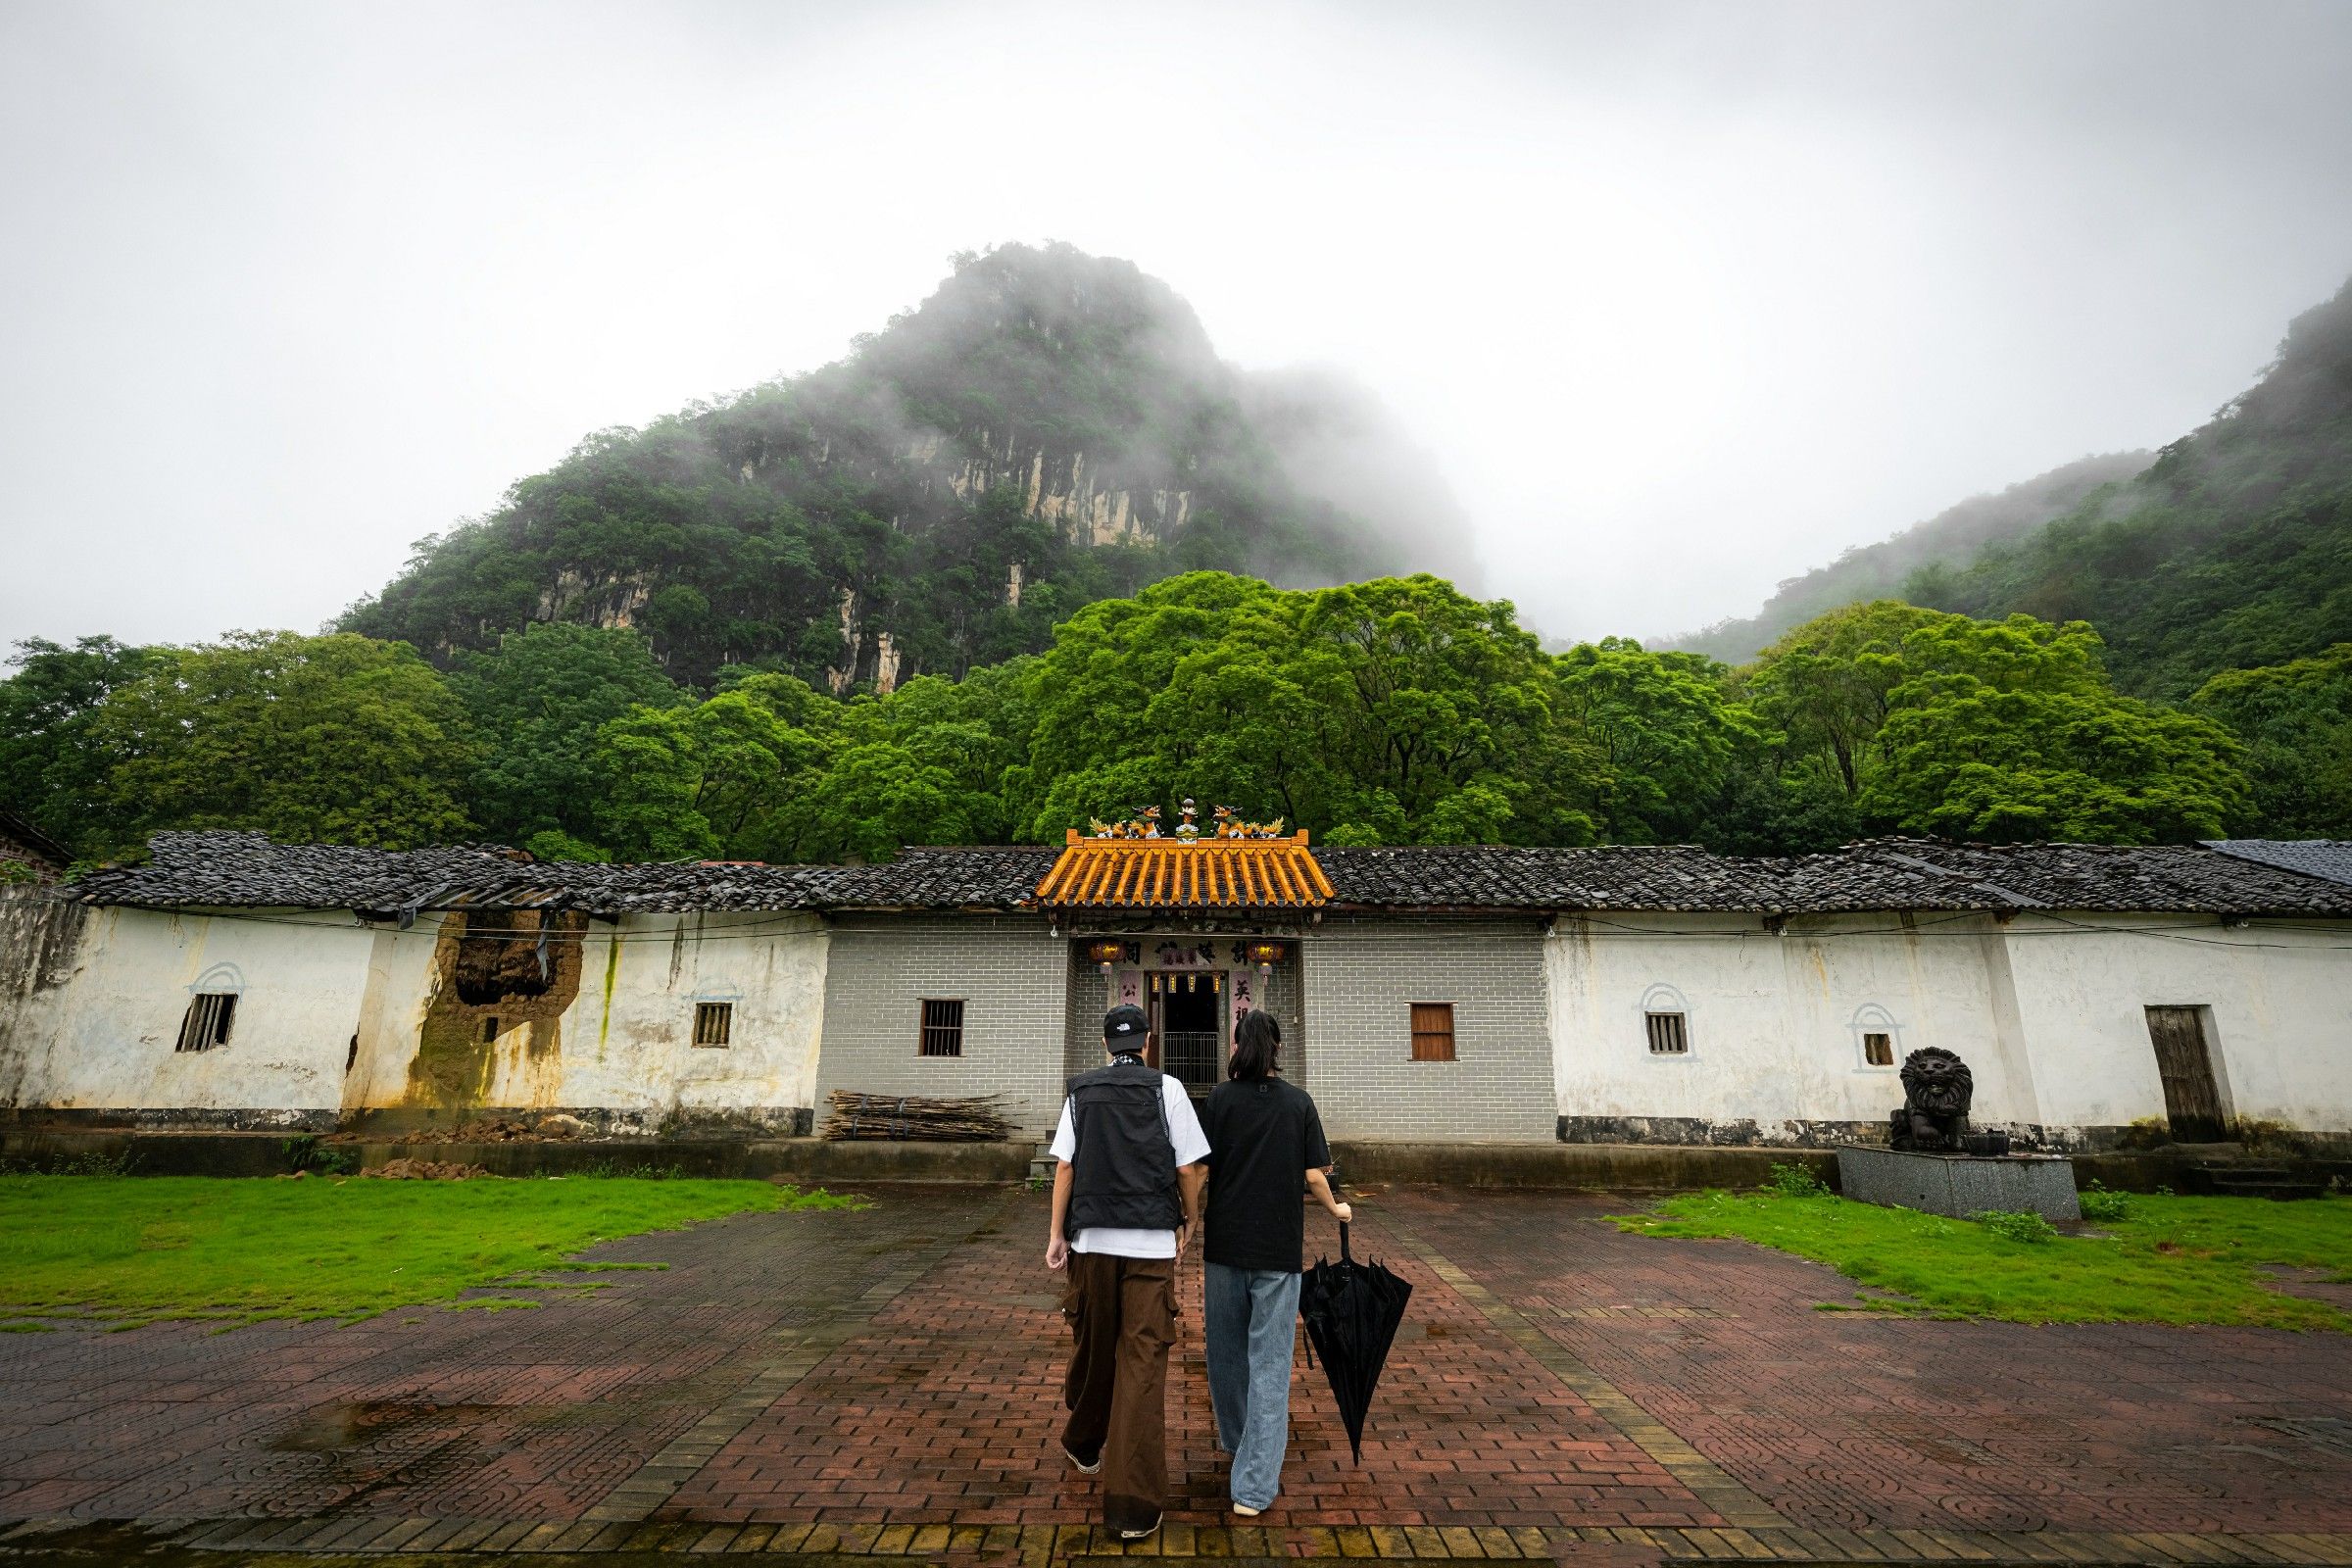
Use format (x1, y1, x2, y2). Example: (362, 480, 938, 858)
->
(1889, 1047, 1974, 1152)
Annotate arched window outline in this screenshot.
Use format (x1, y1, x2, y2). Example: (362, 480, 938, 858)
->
(1638, 983, 1693, 1061)
(1850, 1003, 1900, 1071)
(188, 962, 246, 996)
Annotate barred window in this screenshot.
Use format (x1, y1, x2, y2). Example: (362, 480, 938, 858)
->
(1644, 1011, 1689, 1055)
(694, 1002, 733, 1048)
(176, 993, 237, 1053)
(919, 999, 965, 1057)
(1409, 1003, 1456, 1062)
(1862, 1031, 1893, 1067)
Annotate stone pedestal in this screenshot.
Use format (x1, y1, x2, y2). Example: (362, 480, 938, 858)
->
(1837, 1146, 2080, 1222)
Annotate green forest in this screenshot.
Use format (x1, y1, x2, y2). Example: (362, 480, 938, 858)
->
(6, 257, 2351, 872)
(7, 574, 2344, 872)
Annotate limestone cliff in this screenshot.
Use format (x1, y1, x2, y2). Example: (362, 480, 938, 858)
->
(345, 243, 1474, 687)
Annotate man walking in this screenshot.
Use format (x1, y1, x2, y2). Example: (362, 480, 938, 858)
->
(1047, 1004, 1209, 1541)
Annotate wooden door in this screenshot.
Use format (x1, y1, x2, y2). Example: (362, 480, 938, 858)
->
(2143, 1006, 2227, 1142)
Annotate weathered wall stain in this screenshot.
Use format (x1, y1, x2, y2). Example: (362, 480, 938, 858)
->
(0, 889, 91, 1105)
(405, 910, 586, 1111)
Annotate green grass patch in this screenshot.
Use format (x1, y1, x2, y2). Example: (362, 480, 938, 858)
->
(0, 1174, 847, 1328)
(1613, 1188, 2352, 1329)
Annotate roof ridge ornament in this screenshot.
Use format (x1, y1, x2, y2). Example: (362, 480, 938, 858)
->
(1081, 801, 1288, 842)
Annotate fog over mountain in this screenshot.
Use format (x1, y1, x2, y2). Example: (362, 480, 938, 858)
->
(4, 1, 2352, 651)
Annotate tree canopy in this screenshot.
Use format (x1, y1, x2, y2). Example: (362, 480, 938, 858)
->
(0, 578, 2304, 868)
(86, 631, 475, 857)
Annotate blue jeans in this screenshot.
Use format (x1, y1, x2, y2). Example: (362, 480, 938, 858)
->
(1202, 1261, 1303, 1511)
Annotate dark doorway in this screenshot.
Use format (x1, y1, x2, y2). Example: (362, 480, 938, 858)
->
(1155, 978, 1224, 1096)
(2144, 1005, 2228, 1142)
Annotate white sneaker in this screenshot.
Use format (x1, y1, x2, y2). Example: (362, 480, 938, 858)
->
(1231, 1502, 1262, 1518)
(1060, 1443, 1101, 1476)
(1118, 1516, 1161, 1541)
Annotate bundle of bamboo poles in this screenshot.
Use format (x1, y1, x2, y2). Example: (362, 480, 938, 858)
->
(821, 1090, 1015, 1142)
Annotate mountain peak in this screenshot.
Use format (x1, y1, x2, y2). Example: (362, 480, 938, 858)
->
(345, 243, 1469, 688)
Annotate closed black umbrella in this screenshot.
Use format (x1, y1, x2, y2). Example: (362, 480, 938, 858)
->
(1298, 1222, 1413, 1463)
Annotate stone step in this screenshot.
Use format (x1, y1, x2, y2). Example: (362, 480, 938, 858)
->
(2207, 1171, 2327, 1200)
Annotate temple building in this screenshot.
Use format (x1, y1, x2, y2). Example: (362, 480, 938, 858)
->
(1, 813, 2348, 1155)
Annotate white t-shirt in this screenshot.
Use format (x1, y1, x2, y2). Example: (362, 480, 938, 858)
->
(1051, 1071, 1210, 1259)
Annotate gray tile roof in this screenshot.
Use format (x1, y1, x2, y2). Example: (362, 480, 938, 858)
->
(72, 831, 1054, 915)
(71, 830, 2352, 919)
(2203, 838, 2352, 889)
(1315, 840, 2352, 915)
(0, 811, 69, 868)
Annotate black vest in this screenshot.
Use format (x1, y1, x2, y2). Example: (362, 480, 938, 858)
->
(1066, 1057, 1184, 1233)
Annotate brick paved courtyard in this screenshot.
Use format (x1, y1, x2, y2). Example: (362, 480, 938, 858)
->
(3, 1185, 2350, 1564)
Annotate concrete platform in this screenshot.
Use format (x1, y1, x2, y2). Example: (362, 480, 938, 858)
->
(1838, 1143, 2082, 1220)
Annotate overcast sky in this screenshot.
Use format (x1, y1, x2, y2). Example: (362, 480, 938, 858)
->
(5, 0, 2351, 655)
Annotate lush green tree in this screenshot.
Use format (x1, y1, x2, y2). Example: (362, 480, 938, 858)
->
(1857, 616, 2250, 842)
(1746, 601, 1956, 798)
(590, 675, 831, 862)
(89, 632, 474, 855)
(0, 635, 160, 859)
(1735, 601, 2252, 845)
(1298, 576, 1578, 842)
(1554, 638, 1757, 842)
(446, 622, 683, 858)
(1012, 571, 1596, 846)
(2189, 644, 2352, 835)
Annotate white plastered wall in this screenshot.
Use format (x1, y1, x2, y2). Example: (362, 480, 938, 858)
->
(4, 904, 831, 1129)
(345, 910, 830, 1124)
(0, 904, 373, 1122)
(552, 912, 828, 1120)
(1546, 911, 2037, 1138)
(1997, 912, 2352, 1135)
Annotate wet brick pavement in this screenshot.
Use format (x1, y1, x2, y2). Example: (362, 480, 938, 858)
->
(1, 1184, 2349, 1561)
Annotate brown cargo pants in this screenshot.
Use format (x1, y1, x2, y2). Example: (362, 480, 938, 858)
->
(1061, 1250, 1177, 1534)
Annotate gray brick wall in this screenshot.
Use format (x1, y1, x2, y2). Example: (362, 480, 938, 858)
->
(814, 914, 1069, 1137)
(1300, 913, 1554, 1144)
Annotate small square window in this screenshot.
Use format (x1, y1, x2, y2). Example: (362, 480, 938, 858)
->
(693, 1003, 733, 1048)
(1644, 1011, 1688, 1055)
(919, 999, 965, 1057)
(1862, 1032, 1893, 1066)
(1410, 1003, 1456, 1062)
(176, 993, 236, 1054)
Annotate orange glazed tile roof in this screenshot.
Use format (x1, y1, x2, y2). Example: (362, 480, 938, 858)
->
(1035, 830, 1335, 910)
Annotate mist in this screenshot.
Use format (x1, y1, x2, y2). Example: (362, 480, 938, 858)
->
(4, 0, 2351, 653)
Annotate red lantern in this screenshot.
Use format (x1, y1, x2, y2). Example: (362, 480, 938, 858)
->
(1246, 941, 1284, 972)
(1088, 940, 1124, 973)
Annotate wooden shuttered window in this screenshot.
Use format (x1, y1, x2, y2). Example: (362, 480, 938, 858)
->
(693, 1003, 733, 1048)
(919, 999, 965, 1057)
(1644, 1011, 1689, 1054)
(176, 993, 236, 1053)
(1409, 1002, 1456, 1062)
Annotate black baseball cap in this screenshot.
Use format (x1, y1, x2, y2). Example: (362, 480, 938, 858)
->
(1103, 1004, 1149, 1042)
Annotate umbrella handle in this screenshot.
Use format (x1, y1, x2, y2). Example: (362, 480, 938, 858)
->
(1340, 1220, 1351, 1264)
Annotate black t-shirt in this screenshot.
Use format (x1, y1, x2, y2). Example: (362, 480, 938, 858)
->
(1201, 1076, 1332, 1273)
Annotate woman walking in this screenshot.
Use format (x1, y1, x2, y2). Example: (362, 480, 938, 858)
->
(1200, 1008, 1350, 1517)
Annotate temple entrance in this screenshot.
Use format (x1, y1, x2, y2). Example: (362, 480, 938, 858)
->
(1152, 971, 1225, 1098)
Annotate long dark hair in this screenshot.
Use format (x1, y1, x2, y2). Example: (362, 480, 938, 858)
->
(1229, 1007, 1281, 1081)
